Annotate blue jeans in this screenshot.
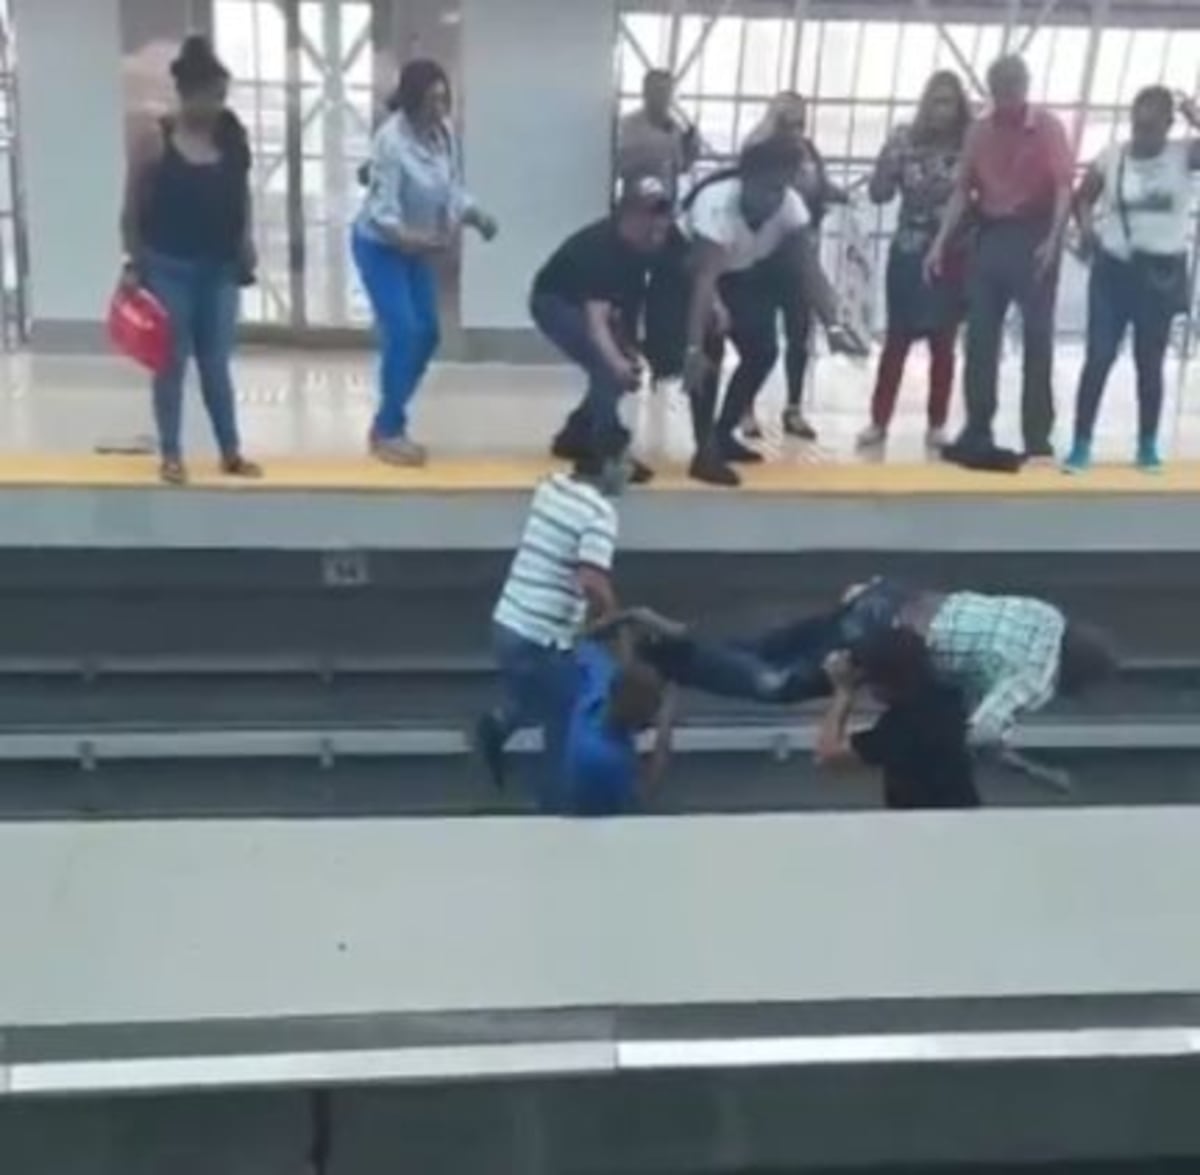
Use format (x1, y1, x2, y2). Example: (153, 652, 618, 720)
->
(141, 251, 241, 463)
(492, 623, 577, 813)
(352, 227, 440, 440)
(529, 291, 625, 449)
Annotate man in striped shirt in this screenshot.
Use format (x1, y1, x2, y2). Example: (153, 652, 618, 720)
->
(476, 434, 631, 810)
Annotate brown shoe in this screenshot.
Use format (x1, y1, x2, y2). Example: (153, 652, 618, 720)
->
(220, 455, 263, 478)
(159, 458, 188, 486)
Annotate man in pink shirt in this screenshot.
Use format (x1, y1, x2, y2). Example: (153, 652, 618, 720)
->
(927, 55, 1074, 459)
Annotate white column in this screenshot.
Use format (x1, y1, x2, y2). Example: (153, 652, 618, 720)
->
(14, 0, 125, 350)
(460, 0, 616, 340)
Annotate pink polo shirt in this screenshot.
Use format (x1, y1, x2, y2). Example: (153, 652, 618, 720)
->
(963, 105, 1074, 221)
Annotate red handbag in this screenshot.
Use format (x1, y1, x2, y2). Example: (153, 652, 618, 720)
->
(108, 285, 172, 375)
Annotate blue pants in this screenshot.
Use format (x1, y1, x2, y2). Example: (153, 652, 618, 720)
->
(492, 623, 576, 813)
(529, 291, 625, 450)
(141, 251, 241, 463)
(352, 228, 440, 440)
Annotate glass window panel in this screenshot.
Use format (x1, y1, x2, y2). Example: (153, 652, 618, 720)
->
(621, 13, 669, 71)
(695, 98, 737, 157)
(342, 4, 373, 88)
(968, 24, 1004, 79)
(853, 22, 900, 101)
(1044, 28, 1090, 104)
(894, 26, 939, 100)
(736, 100, 769, 147)
(849, 104, 892, 161)
(1091, 29, 1133, 106)
(1163, 30, 1200, 93)
(794, 21, 821, 96)
(811, 103, 851, 160)
(675, 15, 707, 93)
(815, 22, 861, 99)
(698, 18, 743, 96)
(1080, 110, 1121, 163)
(741, 19, 785, 97)
(1127, 30, 1169, 95)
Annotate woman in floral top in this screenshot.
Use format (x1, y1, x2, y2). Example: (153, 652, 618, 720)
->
(860, 71, 972, 450)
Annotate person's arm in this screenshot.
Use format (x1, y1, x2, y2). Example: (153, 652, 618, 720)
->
(585, 300, 638, 388)
(966, 671, 1044, 749)
(576, 505, 620, 625)
(1175, 95, 1200, 168)
(925, 132, 976, 280)
(779, 228, 868, 356)
(1034, 116, 1075, 278)
(1072, 163, 1105, 260)
(643, 684, 677, 788)
(682, 237, 729, 389)
(119, 119, 164, 286)
(814, 686, 859, 766)
(868, 131, 904, 206)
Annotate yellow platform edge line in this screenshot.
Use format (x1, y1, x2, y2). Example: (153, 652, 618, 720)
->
(0, 454, 1197, 496)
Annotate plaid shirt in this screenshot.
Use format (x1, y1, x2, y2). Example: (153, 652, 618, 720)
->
(927, 593, 1066, 746)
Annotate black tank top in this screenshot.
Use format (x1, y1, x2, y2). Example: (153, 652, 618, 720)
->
(141, 115, 250, 263)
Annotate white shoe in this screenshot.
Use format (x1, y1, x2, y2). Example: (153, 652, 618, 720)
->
(925, 427, 947, 450)
(856, 424, 886, 449)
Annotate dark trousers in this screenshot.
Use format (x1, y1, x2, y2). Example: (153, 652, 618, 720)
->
(530, 292, 626, 450)
(641, 580, 911, 704)
(752, 246, 812, 411)
(1073, 249, 1176, 446)
(692, 266, 781, 451)
(961, 219, 1058, 453)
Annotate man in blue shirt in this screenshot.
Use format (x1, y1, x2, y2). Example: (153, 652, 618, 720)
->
(560, 638, 673, 817)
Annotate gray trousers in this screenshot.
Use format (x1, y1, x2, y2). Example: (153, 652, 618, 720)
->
(960, 218, 1058, 454)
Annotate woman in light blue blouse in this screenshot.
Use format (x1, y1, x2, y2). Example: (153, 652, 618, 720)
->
(353, 59, 497, 465)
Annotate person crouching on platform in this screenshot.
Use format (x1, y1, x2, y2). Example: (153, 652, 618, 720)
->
(120, 36, 261, 486)
(815, 628, 980, 811)
(475, 431, 633, 812)
(530, 177, 675, 484)
(352, 59, 498, 468)
(678, 136, 867, 487)
(860, 70, 972, 452)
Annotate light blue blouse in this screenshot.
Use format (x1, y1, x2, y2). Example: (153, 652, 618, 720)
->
(355, 112, 475, 243)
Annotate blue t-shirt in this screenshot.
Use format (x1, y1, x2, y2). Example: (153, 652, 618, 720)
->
(564, 642, 639, 816)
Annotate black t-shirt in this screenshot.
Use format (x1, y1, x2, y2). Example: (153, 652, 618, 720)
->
(533, 218, 651, 318)
(851, 684, 980, 811)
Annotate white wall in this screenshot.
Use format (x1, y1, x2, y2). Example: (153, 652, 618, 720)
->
(14, 0, 125, 343)
(2, 809, 1200, 1027)
(460, 0, 617, 332)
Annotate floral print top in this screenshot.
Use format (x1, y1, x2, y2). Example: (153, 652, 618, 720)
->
(871, 123, 965, 253)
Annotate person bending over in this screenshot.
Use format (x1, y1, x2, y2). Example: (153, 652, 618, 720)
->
(560, 635, 675, 817)
(530, 177, 674, 483)
(476, 432, 633, 809)
(815, 628, 980, 811)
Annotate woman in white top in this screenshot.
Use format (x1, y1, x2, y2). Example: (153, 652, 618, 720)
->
(1068, 86, 1200, 473)
(679, 136, 863, 486)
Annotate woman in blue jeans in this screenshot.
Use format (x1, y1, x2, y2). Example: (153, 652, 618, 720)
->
(120, 36, 260, 486)
(353, 60, 497, 466)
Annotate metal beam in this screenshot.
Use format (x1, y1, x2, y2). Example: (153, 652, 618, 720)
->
(282, 0, 307, 328)
(786, 0, 809, 92)
(913, 0, 987, 98)
(1070, 0, 1108, 156)
(672, 0, 735, 85)
(1018, 0, 1063, 56)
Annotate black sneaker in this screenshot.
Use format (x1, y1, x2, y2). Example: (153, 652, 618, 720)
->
(550, 431, 587, 461)
(689, 450, 741, 487)
(629, 458, 655, 485)
(473, 712, 507, 791)
(782, 407, 818, 441)
(718, 435, 765, 465)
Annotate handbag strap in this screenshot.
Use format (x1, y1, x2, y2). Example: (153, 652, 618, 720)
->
(1115, 147, 1135, 249)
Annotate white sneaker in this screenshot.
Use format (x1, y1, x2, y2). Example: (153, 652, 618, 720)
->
(925, 427, 947, 450)
(856, 424, 887, 449)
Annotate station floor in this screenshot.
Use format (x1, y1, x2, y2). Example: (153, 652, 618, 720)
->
(1, 343, 1199, 493)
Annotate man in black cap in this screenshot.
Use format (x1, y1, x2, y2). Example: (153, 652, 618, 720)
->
(530, 177, 674, 482)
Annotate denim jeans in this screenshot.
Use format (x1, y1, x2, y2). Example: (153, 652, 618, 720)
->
(640, 579, 911, 704)
(141, 250, 242, 463)
(1073, 248, 1176, 446)
(352, 227, 440, 440)
(529, 292, 626, 450)
(492, 623, 577, 813)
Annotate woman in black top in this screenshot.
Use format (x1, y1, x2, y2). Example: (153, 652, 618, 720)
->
(121, 36, 260, 485)
(815, 626, 979, 811)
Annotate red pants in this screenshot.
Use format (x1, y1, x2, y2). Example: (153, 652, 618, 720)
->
(870, 327, 958, 430)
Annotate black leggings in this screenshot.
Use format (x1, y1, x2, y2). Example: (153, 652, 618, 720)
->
(691, 266, 781, 450)
(754, 246, 812, 410)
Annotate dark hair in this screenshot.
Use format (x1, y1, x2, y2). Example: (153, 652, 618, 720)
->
(987, 54, 1030, 94)
(171, 35, 230, 96)
(913, 70, 972, 145)
(608, 660, 665, 731)
(852, 627, 937, 704)
(643, 69, 673, 92)
(739, 133, 803, 181)
(1133, 84, 1174, 121)
(1058, 622, 1118, 697)
(572, 430, 631, 479)
(387, 59, 451, 120)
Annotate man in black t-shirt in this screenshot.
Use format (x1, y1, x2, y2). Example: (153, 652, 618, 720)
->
(530, 177, 673, 481)
(815, 627, 980, 811)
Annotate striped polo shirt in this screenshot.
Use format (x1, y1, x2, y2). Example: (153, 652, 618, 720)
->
(493, 474, 618, 649)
